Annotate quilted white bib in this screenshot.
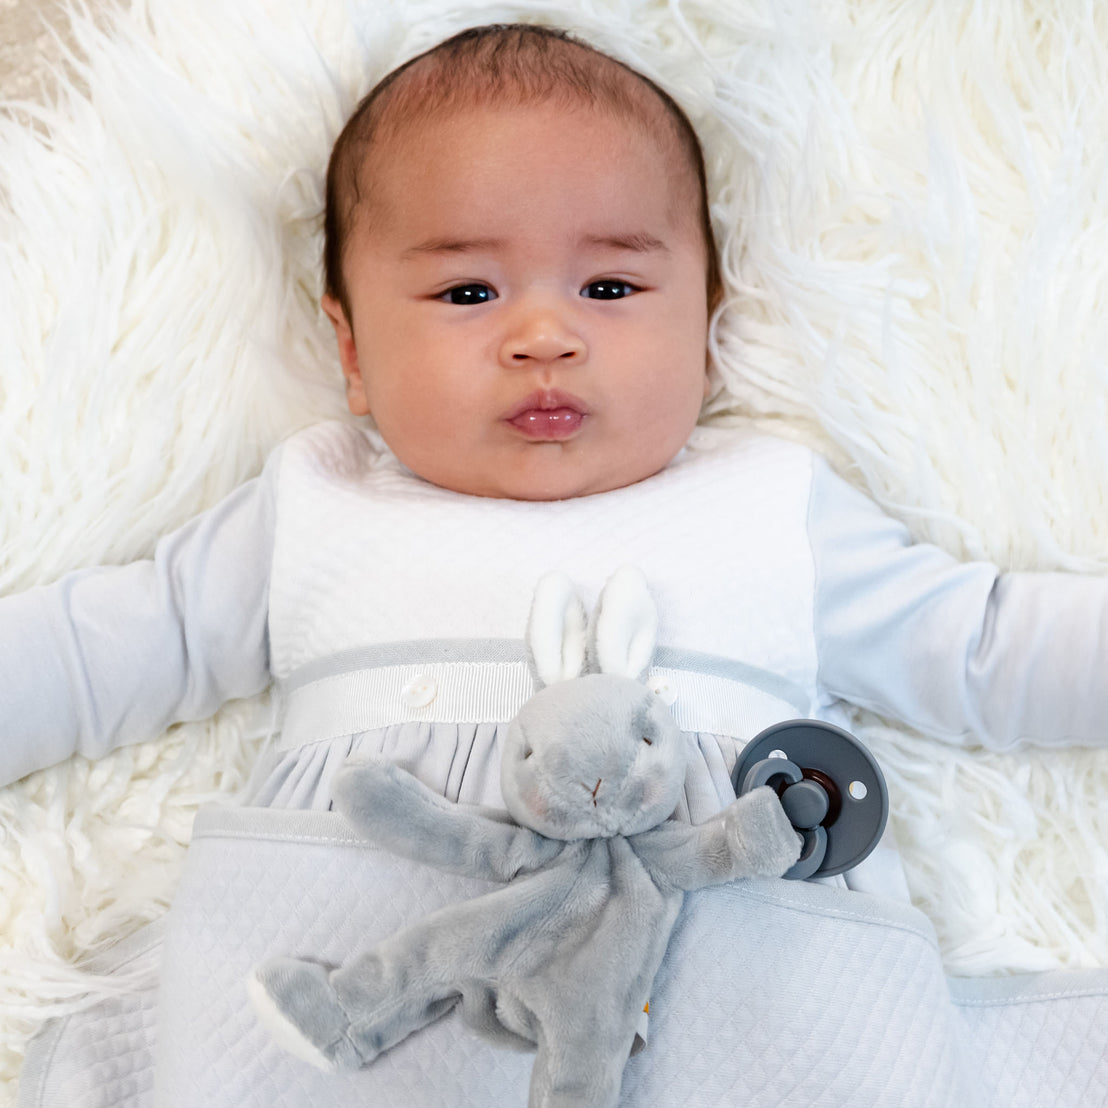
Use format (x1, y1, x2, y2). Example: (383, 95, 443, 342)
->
(267, 422, 821, 693)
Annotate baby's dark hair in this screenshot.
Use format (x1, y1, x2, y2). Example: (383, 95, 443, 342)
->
(323, 24, 722, 319)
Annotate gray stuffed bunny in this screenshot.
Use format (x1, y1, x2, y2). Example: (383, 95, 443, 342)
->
(249, 567, 800, 1107)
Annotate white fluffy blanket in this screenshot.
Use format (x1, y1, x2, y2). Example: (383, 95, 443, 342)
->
(2, 0, 1107, 1100)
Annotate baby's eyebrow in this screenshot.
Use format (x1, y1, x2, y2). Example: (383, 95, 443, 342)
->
(399, 231, 670, 259)
(580, 231, 670, 254)
(401, 237, 504, 258)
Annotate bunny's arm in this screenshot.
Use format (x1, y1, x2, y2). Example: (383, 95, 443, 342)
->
(639, 786, 800, 892)
(334, 758, 566, 881)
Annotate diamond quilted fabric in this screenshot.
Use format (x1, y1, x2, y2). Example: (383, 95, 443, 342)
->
(17, 806, 1068, 1107)
(18, 924, 163, 1108)
(950, 976, 1108, 1107)
(19, 805, 1108, 1107)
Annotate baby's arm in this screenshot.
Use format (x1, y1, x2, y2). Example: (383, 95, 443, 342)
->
(809, 456, 1108, 749)
(640, 786, 799, 892)
(334, 759, 565, 881)
(0, 460, 277, 787)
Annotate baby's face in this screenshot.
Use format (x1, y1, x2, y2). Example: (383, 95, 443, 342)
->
(324, 101, 711, 500)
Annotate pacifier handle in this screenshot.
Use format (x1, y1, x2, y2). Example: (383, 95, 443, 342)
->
(739, 756, 832, 879)
(733, 721, 889, 880)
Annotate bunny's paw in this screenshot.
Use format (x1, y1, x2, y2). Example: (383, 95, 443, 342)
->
(248, 957, 364, 1072)
(726, 785, 803, 877)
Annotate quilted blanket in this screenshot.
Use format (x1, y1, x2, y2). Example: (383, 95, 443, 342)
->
(16, 809, 1108, 1106)
(2, 0, 1107, 1103)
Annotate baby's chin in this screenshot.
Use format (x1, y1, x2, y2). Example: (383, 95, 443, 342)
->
(415, 450, 675, 502)
(394, 436, 691, 503)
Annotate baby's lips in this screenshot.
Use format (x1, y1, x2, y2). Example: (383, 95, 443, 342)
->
(508, 408, 586, 440)
(503, 389, 590, 440)
(502, 388, 589, 421)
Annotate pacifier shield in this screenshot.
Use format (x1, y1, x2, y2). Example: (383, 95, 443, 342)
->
(733, 720, 889, 878)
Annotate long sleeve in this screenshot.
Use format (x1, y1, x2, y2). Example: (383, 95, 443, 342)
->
(810, 457, 1108, 749)
(0, 452, 281, 786)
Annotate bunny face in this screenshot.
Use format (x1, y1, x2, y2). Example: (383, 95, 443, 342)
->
(501, 673, 686, 840)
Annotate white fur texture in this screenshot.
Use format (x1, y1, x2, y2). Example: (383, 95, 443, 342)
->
(3, 0, 1108, 1101)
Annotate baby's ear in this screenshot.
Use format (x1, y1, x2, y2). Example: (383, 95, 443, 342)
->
(590, 566, 658, 681)
(527, 572, 588, 687)
(321, 294, 370, 416)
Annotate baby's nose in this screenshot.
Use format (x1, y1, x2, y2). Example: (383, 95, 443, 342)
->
(499, 303, 586, 366)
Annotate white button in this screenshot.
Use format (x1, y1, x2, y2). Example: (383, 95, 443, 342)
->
(648, 676, 678, 706)
(402, 676, 437, 709)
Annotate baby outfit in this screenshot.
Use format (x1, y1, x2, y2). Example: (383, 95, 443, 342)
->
(6, 420, 1108, 1106)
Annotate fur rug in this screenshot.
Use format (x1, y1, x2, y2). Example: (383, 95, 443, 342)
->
(2, 0, 1107, 1099)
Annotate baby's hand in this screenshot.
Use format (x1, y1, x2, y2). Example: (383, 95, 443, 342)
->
(722, 786, 802, 878)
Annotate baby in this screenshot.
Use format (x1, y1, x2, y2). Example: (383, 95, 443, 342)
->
(318, 22, 720, 503)
(6, 21, 1108, 1108)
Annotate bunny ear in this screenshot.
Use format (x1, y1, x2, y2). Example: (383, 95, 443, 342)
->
(527, 572, 589, 687)
(591, 566, 658, 681)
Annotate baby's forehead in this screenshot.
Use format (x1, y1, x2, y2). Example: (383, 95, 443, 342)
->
(368, 45, 685, 164)
(350, 56, 699, 232)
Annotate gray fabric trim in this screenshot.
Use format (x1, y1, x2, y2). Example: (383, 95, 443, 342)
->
(76, 917, 167, 975)
(736, 878, 938, 946)
(948, 968, 1108, 1007)
(16, 1015, 67, 1108)
(281, 640, 810, 714)
(194, 804, 369, 845)
(654, 646, 809, 712)
(282, 639, 527, 691)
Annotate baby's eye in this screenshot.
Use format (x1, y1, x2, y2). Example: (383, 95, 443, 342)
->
(581, 280, 637, 300)
(441, 284, 497, 305)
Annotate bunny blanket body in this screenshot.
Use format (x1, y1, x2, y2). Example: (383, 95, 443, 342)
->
(249, 569, 800, 1106)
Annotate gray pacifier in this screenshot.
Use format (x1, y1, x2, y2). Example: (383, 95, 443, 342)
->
(733, 720, 889, 880)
